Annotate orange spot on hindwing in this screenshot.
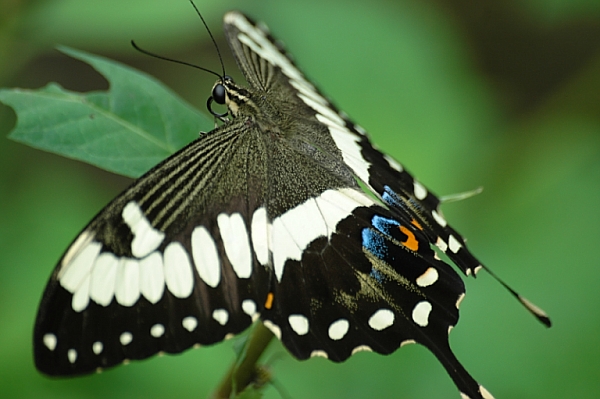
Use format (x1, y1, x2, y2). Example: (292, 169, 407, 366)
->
(265, 292, 274, 310)
(399, 225, 419, 252)
(410, 219, 423, 231)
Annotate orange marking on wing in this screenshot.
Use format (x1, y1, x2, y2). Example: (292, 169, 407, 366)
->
(410, 219, 423, 231)
(399, 225, 419, 252)
(265, 292, 274, 310)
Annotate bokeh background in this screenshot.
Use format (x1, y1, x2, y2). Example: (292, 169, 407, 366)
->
(1, 0, 599, 398)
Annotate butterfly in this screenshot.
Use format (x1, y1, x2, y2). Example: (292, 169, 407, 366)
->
(33, 8, 550, 399)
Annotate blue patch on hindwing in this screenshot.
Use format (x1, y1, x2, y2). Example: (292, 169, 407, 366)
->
(362, 228, 387, 260)
(362, 214, 402, 261)
(371, 214, 400, 235)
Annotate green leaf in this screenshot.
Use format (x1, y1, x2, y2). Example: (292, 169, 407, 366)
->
(0, 46, 213, 178)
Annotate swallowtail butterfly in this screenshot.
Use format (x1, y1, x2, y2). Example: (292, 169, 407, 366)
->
(34, 9, 550, 399)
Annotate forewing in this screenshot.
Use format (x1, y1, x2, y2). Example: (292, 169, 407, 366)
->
(223, 12, 337, 119)
(34, 122, 271, 375)
(223, 10, 482, 277)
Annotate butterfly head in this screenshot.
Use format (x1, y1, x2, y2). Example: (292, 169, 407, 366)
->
(208, 75, 256, 121)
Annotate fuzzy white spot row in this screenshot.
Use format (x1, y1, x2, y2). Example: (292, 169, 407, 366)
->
(412, 301, 433, 327)
(272, 188, 374, 281)
(217, 213, 252, 279)
(416, 267, 439, 287)
(368, 308, 395, 331)
(122, 201, 165, 258)
(191, 226, 221, 288)
(328, 319, 350, 340)
(289, 314, 310, 336)
(182, 316, 198, 332)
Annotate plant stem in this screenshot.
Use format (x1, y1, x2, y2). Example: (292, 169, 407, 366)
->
(211, 322, 274, 398)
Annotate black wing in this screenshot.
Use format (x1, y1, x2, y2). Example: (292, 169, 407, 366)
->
(223, 11, 494, 399)
(34, 121, 274, 375)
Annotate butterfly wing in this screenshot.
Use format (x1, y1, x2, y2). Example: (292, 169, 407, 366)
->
(223, 11, 493, 399)
(34, 122, 274, 375)
(224, 11, 483, 277)
(35, 9, 495, 399)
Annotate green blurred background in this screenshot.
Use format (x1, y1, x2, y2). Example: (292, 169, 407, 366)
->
(1, 0, 599, 398)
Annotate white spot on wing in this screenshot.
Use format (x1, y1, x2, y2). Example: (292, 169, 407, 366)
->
(448, 235, 462, 253)
(316, 188, 373, 236)
(272, 198, 327, 281)
(263, 320, 282, 339)
(351, 345, 372, 355)
(272, 188, 373, 281)
(321, 116, 370, 184)
(288, 314, 309, 335)
(90, 252, 118, 306)
(416, 267, 439, 287)
(92, 341, 103, 355)
(72, 274, 91, 312)
(384, 154, 403, 172)
(139, 252, 164, 304)
(271, 217, 301, 281)
(328, 319, 350, 340)
(250, 207, 270, 266)
(400, 339, 416, 347)
(61, 230, 94, 270)
(456, 293, 465, 309)
(310, 350, 328, 359)
(431, 210, 447, 227)
(412, 301, 433, 327)
(242, 299, 258, 320)
(182, 316, 198, 332)
(299, 93, 345, 127)
(59, 241, 101, 293)
(413, 181, 427, 200)
(163, 242, 194, 298)
(354, 124, 367, 135)
(67, 349, 77, 364)
(217, 213, 252, 279)
(122, 201, 165, 258)
(480, 385, 495, 399)
(43, 333, 57, 351)
(289, 80, 326, 106)
(368, 309, 395, 331)
(114, 258, 140, 306)
(212, 309, 229, 326)
(436, 237, 448, 253)
(150, 323, 165, 338)
(232, 21, 304, 81)
(120, 332, 133, 346)
(191, 226, 221, 288)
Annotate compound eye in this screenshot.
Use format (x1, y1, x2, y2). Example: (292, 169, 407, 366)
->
(212, 83, 226, 104)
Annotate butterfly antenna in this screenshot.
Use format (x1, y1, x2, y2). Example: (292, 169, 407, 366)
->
(131, 40, 222, 79)
(479, 264, 552, 327)
(189, 0, 226, 78)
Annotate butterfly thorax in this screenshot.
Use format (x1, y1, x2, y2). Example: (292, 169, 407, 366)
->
(220, 78, 298, 140)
